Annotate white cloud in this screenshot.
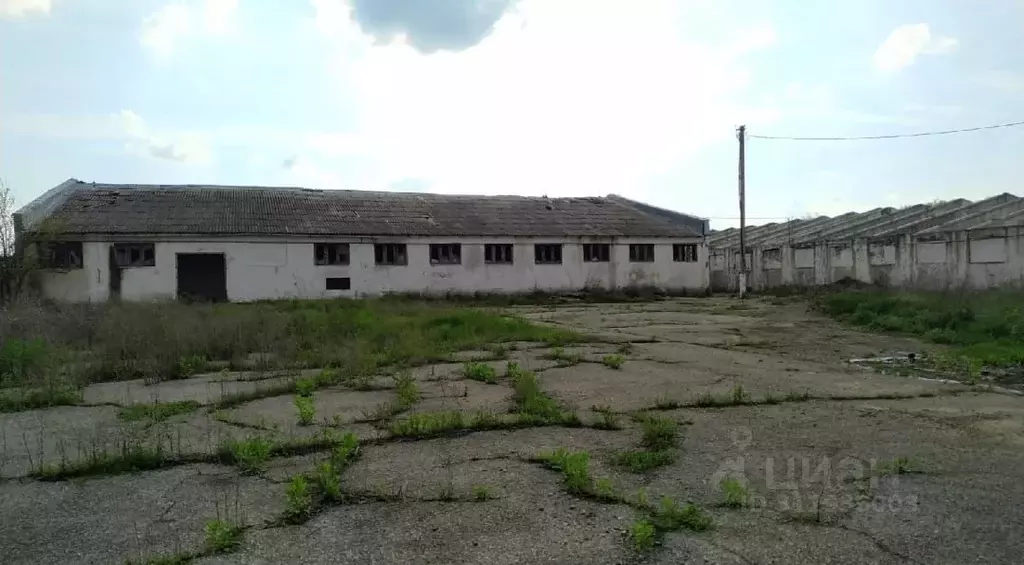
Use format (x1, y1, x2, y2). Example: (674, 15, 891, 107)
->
(0, 0, 50, 18)
(309, 0, 778, 197)
(5, 110, 212, 164)
(140, 0, 239, 56)
(873, 24, 958, 73)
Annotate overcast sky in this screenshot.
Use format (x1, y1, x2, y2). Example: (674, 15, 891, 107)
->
(2, 0, 1023, 229)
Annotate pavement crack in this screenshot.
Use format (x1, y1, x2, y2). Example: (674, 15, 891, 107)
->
(836, 524, 928, 564)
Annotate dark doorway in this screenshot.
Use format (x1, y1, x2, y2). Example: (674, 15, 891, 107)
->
(108, 246, 122, 299)
(176, 253, 227, 302)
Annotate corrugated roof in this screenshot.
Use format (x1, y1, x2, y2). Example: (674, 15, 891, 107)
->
(17, 179, 703, 238)
(709, 193, 1024, 248)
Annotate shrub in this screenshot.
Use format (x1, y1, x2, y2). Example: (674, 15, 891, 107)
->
(394, 371, 420, 407)
(629, 519, 656, 552)
(314, 462, 342, 501)
(719, 477, 749, 508)
(331, 432, 361, 468)
(295, 377, 317, 397)
(640, 415, 678, 451)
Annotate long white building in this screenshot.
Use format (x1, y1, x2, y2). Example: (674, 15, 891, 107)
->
(14, 179, 710, 302)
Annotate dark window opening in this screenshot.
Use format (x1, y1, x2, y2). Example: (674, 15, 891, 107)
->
(429, 243, 462, 265)
(326, 277, 351, 290)
(583, 243, 610, 262)
(114, 243, 156, 267)
(534, 244, 562, 264)
(485, 244, 514, 264)
(40, 241, 83, 269)
(629, 244, 655, 262)
(673, 243, 698, 263)
(374, 243, 408, 266)
(314, 243, 350, 266)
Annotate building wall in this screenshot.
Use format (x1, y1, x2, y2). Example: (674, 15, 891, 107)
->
(39, 236, 708, 302)
(709, 226, 1024, 291)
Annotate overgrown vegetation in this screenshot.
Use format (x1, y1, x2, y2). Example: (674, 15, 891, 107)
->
(204, 519, 244, 554)
(118, 400, 201, 422)
(294, 395, 316, 426)
(0, 298, 582, 392)
(611, 449, 676, 473)
(629, 519, 657, 551)
(222, 435, 274, 474)
(638, 413, 678, 451)
(818, 289, 1024, 369)
(464, 361, 498, 384)
(609, 413, 679, 474)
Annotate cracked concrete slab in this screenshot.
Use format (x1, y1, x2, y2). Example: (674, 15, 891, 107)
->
(83, 373, 297, 406)
(0, 464, 282, 565)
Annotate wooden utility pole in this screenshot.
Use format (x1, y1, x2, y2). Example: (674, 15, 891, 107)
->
(737, 125, 747, 296)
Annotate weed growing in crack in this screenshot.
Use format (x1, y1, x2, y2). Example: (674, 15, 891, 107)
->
(294, 395, 316, 426)
(470, 410, 502, 429)
(611, 450, 676, 473)
(330, 432, 360, 468)
(652, 496, 713, 532)
(876, 456, 914, 475)
(593, 477, 618, 502)
(223, 436, 273, 474)
(295, 377, 317, 397)
(34, 438, 174, 480)
(629, 519, 656, 552)
(652, 395, 681, 410)
(314, 461, 342, 502)
(204, 519, 243, 554)
(731, 384, 749, 404)
(546, 346, 584, 366)
(0, 385, 82, 413)
(601, 354, 625, 369)
(505, 361, 525, 380)
(763, 391, 780, 404)
(464, 362, 498, 384)
(591, 407, 622, 430)
(487, 344, 509, 359)
(125, 553, 194, 565)
(118, 400, 200, 422)
(284, 475, 313, 523)
(472, 484, 494, 501)
(512, 370, 563, 421)
(536, 448, 592, 494)
(616, 342, 634, 355)
(389, 411, 466, 438)
(784, 390, 811, 402)
(719, 477, 749, 508)
(639, 414, 678, 451)
(394, 371, 421, 407)
(693, 392, 718, 407)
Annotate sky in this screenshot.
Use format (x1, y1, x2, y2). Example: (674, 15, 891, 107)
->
(2, 0, 1023, 229)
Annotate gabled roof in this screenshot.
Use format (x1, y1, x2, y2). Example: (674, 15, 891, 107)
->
(16, 179, 704, 238)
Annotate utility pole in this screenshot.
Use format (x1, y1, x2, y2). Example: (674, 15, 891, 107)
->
(737, 125, 747, 297)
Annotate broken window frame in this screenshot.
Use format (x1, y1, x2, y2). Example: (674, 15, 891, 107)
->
(429, 243, 462, 265)
(113, 243, 156, 268)
(484, 244, 514, 264)
(38, 241, 84, 270)
(534, 244, 563, 265)
(673, 243, 698, 263)
(629, 244, 655, 263)
(582, 243, 610, 262)
(314, 243, 350, 266)
(374, 243, 408, 266)
(326, 277, 351, 290)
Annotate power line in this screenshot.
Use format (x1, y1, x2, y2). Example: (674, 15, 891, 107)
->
(748, 119, 1024, 141)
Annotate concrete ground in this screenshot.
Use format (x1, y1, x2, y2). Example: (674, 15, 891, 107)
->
(2, 297, 1022, 564)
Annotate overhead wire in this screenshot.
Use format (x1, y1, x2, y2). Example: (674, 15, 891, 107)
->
(746, 119, 1024, 141)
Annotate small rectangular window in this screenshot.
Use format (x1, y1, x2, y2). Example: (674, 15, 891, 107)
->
(485, 244, 514, 264)
(582, 243, 610, 262)
(429, 243, 462, 265)
(39, 241, 84, 269)
(534, 244, 562, 264)
(326, 277, 351, 290)
(314, 243, 350, 266)
(113, 243, 156, 267)
(629, 244, 655, 262)
(673, 243, 698, 263)
(374, 243, 408, 266)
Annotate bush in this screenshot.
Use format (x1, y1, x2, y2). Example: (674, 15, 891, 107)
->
(284, 475, 313, 523)
(464, 362, 497, 384)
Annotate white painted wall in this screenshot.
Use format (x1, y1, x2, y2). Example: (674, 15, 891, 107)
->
(39, 236, 708, 302)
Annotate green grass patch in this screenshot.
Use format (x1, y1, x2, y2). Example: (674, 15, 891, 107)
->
(719, 477, 750, 508)
(472, 484, 494, 501)
(283, 475, 313, 523)
(611, 449, 676, 473)
(294, 395, 316, 426)
(545, 346, 583, 366)
(204, 519, 243, 553)
(33, 440, 177, 480)
(512, 369, 566, 422)
(221, 435, 274, 474)
(389, 411, 466, 438)
(0, 385, 82, 413)
(118, 400, 201, 422)
(601, 354, 625, 369)
(464, 361, 498, 384)
(639, 414, 678, 451)
(629, 519, 657, 552)
(818, 289, 1024, 368)
(536, 448, 593, 494)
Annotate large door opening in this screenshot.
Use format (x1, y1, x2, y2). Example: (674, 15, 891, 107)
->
(176, 253, 227, 302)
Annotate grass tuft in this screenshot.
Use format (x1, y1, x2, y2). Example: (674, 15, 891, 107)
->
(118, 400, 200, 422)
(629, 519, 657, 552)
(464, 361, 498, 384)
(601, 354, 625, 369)
(389, 411, 465, 438)
(611, 449, 676, 473)
(652, 496, 714, 532)
(294, 395, 316, 426)
(719, 477, 749, 508)
(394, 371, 421, 408)
(222, 436, 273, 474)
(284, 475, 313, 523)
(314, 461, 342, 501)
(472, 484, 494, 501)
(639, 414, 678, 451)
(204, 519, 243, 554)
